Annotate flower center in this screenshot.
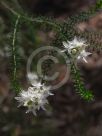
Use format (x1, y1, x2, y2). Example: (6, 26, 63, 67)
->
(71, 48, 78, 55)
(27, 100, 33, 106)
(34, 98, 39, 105)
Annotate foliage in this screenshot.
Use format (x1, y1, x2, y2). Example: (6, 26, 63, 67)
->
(0, 0, 102, 102)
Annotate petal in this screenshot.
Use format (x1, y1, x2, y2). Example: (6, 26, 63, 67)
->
(83, 57, 88, 63)
(41, 105, 47, 111)
(62, 41, 68, 48)
(27, 72, 38, 80)
(85, 52, 92, 56)
(15, 97, 20, 100)
(61, 49, 66, 52)
(77, 55, 81, 60)
(17, 103, 23, 107)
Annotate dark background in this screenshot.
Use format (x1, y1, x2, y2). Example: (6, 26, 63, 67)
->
(0, 0, 102, 136)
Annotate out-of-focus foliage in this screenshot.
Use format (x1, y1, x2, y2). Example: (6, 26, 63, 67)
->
(0, 0, 102, 136)
(0, 0, 57, 136)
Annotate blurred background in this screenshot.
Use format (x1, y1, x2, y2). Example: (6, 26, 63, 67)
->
(0, 0, 102, 136)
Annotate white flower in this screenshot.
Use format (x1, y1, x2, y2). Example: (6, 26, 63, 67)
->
(27, 72, 44, 88)
(27, 72, 39, 81)
(27, 72, 41, 86)
(15, 83, 53, 116)
(62, 37, 91, 63)
(77, 50, 92, 63)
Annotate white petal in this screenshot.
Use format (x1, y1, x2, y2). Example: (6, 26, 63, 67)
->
(27, 72, 38, 80)
(61, 49, 66, 52)
(32, 111, 37, 116)
(85, 52, 92, 56)
(77, 55, 81, 60)
(63, 41, 68, 48)
(32, 82, 42, 88)
(41, 106, 46, 111)
(17, 102, 23, 107)
(83, 57, 88, 63)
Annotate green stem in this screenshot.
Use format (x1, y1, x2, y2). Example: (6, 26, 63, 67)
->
(70, 62, 94, 101)
(1, 1, 60, 30)
(12, 15, 20, 81)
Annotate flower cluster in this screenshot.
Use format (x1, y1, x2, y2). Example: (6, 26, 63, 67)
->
(62, 37, 92, 63)
(15, 73, 53, 115)
(15, 37, 93, 115)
